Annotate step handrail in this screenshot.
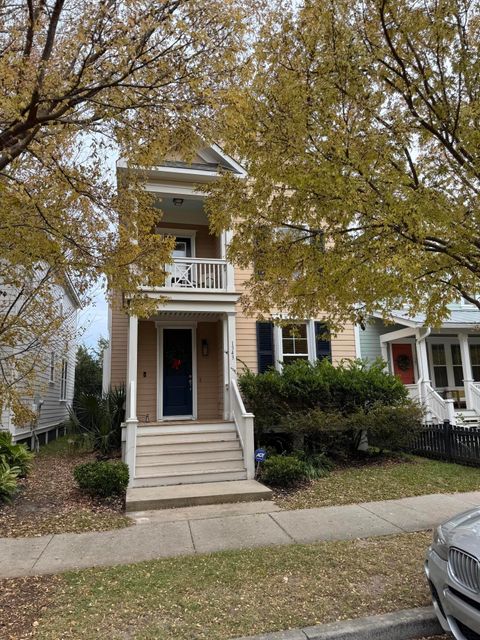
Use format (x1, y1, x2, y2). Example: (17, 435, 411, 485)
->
(230, 377, 255, 479)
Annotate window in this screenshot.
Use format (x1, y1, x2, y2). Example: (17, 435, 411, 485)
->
(281, 323, 309, 365)
(60, 358, 68, 401)
(471, 344, 480, 382)
(450, 344, 464, 386)
(49, 352, 55, 383)
(431, 344, 448, 387)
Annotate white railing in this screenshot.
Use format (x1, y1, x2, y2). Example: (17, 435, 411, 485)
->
(424, 382, 456, 425)
(405, 383, 421, 403)
(165, 258, 228, 291)
(468, 381, 480, 416)
(230, 377, 255, 479)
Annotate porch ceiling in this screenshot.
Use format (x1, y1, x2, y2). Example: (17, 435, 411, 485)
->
(149, 311, 224, 322)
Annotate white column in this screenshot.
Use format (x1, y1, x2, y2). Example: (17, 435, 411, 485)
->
(222, 314, 230, 420)
(227, 312, 237, 376)
(459, 333, 473, 409)
(416, 331, 432, 422)
(126, 314, 138, 422)
(125, 314, 138, 487)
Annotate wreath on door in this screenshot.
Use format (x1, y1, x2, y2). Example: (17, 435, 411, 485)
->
(164, 342, 190, 370)
(396, 354, 412, 371)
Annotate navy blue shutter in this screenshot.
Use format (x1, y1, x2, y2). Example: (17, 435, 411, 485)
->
(256, 322, 274, 373)
(315, 322, 331, 361)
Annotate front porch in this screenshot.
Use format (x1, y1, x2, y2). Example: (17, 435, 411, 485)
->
(380, 326, 480, 425)
(121, 307, 256, 495)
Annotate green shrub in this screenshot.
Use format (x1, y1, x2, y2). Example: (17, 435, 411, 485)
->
(0, 456, 20, 502)
(0, 431, 34, 477)
(73, 460, 129, 497)
(278, 403, 423, 458)
(239, 359, 409, 433)
(260, 455, 310, 487)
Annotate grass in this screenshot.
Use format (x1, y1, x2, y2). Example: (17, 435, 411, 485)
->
(7, 531, 434, 640)
(273, 455, 480, 510)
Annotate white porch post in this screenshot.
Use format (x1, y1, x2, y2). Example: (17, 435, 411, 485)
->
(224, 312, 237, 419)
(125, 314, 138, 486)
(459, 332, 473, 409)
(222, 314, 230, 420)
(416, 330, 432, 422)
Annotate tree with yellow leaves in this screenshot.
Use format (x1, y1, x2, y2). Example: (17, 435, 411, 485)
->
(208, 0, 480, 332)
(0, 0, 249, 423)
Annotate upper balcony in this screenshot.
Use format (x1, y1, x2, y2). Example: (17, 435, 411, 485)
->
(165, 257, 229, 291)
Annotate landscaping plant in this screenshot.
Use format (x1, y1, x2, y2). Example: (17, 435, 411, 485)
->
(67, 386, 126, 457)
(74, 461, 129, 498)
(0, 431, 34, 477)
(0, 457, 20, 503)
(240, 359, 423, 459)
(260, 455, 310, 488)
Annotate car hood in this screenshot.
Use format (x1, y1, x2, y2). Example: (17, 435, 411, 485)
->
(443, 507, 480, 557)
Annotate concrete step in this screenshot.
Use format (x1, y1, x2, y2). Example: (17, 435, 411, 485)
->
(137, 422, 235, 436)
(132, 469, 248, 487)
(136, 449, 243, 463)
(126, 479, 273, 511)
(135, 458, 245, 476)
(137, 431, 238, 446)
(136, 441, 242, 456)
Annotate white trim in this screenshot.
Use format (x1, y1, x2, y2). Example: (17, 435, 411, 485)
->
(146, 183, 207, 197)
(354, 324, 362, 359)
(380, 326, 417, 343)
(274, 320, 317, 370)
(157, 323, 197, 421)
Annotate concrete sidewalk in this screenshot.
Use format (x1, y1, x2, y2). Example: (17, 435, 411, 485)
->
(2, 490, 480, 579)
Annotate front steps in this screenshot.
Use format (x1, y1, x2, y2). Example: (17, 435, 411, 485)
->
(132, 421, 248, 488)
(455, 410, 480, 428)
(126, 480, 273, 511)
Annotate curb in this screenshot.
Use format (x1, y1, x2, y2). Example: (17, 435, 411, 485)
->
(231, 606, 443, 640)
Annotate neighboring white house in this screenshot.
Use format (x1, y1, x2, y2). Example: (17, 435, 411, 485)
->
(358, 301, 480, 427)
(0, 279, 80, 446)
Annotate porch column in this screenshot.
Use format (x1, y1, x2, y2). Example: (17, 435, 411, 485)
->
(415, 330, 432, 421)
(125, 314, 138, 486)
(223, 312, 237, 420)
(380, 342, 390, 373)
(222, 315, 230, 420)
(459, 333, 473, 408)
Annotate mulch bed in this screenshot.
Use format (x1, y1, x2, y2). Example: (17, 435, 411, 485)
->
(0, 442, 131, 538)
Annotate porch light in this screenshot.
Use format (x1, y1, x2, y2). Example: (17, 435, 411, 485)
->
(173, 198, 184, 206)
(202, 339, 209, 356)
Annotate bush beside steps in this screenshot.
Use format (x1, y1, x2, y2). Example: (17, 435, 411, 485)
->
(74, 460, 129, 498)
(0, 432, 34, 503)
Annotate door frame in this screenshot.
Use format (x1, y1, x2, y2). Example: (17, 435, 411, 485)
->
(156, 322, 198, 421)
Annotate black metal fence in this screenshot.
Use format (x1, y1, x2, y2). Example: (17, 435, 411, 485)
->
(409, 420, 480, 467)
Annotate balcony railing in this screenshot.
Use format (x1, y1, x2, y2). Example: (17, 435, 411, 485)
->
(164, 258, 228, 291)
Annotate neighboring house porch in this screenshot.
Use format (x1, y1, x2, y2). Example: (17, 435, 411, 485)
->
(359, 308, 480, 426)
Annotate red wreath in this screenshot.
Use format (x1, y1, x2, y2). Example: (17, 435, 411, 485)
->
(171, 358, 182, 370)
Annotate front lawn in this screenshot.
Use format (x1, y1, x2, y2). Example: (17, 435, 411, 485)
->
(273, 455, 480, 510)
(2, 531, 433, 640)
(0, 436, 131, 537)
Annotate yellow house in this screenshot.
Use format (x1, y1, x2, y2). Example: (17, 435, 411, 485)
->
(103, 145, 357, 509)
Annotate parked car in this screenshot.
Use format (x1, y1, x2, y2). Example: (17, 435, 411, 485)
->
(426, 508, 480, 639)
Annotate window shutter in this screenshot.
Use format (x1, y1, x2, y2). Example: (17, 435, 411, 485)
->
(256, 322, 274, 373)
(315, 322, 331, 361)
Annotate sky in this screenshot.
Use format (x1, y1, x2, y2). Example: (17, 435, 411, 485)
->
(78, 281, 108, 349)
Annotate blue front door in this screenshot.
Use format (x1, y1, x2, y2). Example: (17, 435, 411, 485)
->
(163, 329, 193, 416)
